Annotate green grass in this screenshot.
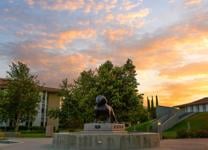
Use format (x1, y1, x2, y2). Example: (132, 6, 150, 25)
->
(162, 131, 177, 139)
(18, 130, 46, 138)
(19, 132, 46, 138)
(163, 112, 208, 138)
(127, 120, 154, 132)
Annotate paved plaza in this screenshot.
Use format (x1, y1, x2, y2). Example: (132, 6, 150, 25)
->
(0, 138, 208, 150)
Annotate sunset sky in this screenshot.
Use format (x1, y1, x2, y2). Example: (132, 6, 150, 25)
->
(0, 0, 208, 106)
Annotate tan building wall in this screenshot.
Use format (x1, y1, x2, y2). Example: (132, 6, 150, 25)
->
(47, 93, 60, 130)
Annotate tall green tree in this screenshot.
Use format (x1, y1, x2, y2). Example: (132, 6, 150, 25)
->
(156, 95, 159, 107)
(49, 59, 146, 128)
(115, 58, 141, 122)
(96, 59, 139, 122)
(0, 90, 9, 125)
(147, 97, 150, 112)
(150, 96, 156, 119)
(6, 62, 40, 131)
(72, 70, 97, 123)
(151, 96, 154, 110)
(49, 78, 83, 129)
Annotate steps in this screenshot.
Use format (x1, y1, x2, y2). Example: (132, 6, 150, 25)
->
(160, 111, 196, 131)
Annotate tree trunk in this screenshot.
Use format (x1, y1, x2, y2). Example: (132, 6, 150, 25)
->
(14, 113, 20, 132)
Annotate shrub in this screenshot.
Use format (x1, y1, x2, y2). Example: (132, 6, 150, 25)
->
(176, 129, 208, 138)
(0, 132, 6, 140)
(176, 129, 189, 138)
(193, 130, 208, 138)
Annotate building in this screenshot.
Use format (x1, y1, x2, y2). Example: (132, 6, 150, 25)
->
(176, 97, 208, 113)
(0, 78, 61, 130)
(152, 97, 208, 132)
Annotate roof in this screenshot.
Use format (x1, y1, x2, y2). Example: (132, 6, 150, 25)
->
(0, 78, 9, 88)
(0, 78, 59, 93)
(175, 97, 208, 108)
(39, 86, 60, 93)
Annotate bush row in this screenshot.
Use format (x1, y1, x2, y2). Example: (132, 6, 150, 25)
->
(0, 132, 6, 140)
(177, 129, 208, 138)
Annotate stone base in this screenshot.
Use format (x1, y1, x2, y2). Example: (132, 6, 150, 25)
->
(53, 132, 160, 150)
(46, 125, 54, 137)
(84, 123, 125, 132)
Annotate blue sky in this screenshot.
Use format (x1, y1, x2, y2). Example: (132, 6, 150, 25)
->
(0, 0, 208, 106)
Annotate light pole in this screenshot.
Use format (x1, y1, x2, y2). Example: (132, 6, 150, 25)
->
(157, 121, 162, 139)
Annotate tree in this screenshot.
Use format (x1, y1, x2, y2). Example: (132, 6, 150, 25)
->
(147, 97, 150, 112)
(0, 90, 9, 125)
(156, 95, 159, 107)
(151, 96, 154, 110)
(49, 78, 84, 129)
(150, 96, 156, 119)
(49, 59, 146, 128)
(73, 70, 97, 123)
(115, 58, 141, 122)
(6, 62, 40, 131)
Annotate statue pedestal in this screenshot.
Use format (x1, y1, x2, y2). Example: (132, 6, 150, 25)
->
(53, 123, 160, 150)
(84, 123, 125, 132)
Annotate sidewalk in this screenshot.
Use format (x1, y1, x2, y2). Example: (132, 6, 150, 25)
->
(0, 138, 208, 150)
(157, 138, 208, 150)
(0, 138, 52, 150)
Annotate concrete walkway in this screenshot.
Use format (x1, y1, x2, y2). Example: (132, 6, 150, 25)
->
(0, 138, 53, 150)
(157, 138, 208, 150)
(0, 138, 208, 150)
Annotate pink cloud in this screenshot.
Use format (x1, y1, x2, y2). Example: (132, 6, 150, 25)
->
(26, 0, 84, 11)
(104, 8, 149, 26)
(2, 5, 208, 106)
(55, 29, 96, 49)
(104, 28, 133, 42)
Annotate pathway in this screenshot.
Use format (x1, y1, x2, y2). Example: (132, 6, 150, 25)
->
(0, 138, 208, 150)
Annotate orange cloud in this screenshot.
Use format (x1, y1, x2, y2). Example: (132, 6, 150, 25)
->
(26, 0, 145, 14)
(4, 5, 207, 107)
(18, 28, 96, 50)
(26, 0, 84, 11)
(159, 78, 208, 106)
(106, 8, 149, 25)
(184, 0, 202, 6)
(161, 61, 208, 79)
(121, 0, 142, 11)
(119, 18, 208, 70)
(104, 28, 132, 42)
(118, 8, 149, 20)
(16, 50, 95, 87)
(84, 0, 117, 13)
(26, 0, 118, 13)
(55, 29, 96, 49)
(114, 12, 208, 106)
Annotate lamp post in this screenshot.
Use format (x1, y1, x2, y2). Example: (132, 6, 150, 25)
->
(157, 121, 162, 139)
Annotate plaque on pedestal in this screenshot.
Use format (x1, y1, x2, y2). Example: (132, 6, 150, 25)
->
(84, 123, 125, 132)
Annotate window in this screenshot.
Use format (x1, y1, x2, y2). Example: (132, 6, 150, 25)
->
(197, 105, 199, 112)
(41, 121, 44, 127)
(203, 105, 206, 112)
(190, 106, 193, 112)
(41, 108, 44, 113)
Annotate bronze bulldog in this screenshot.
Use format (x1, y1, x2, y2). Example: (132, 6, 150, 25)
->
(94, 95, 117, 123)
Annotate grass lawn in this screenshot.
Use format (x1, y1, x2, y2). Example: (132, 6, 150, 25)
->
(127, 120, 154, 132)
(0, 131, 46, 138)
(162, 131, 177, 139)
(163, 112, 208, 139)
